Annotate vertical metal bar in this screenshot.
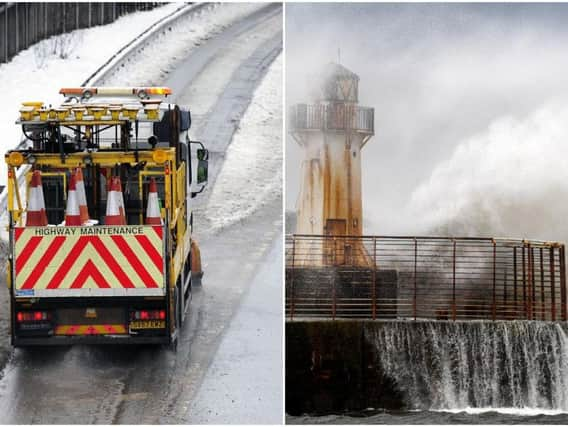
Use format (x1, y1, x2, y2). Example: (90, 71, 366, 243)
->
(550, 246, 556, 321)
(527, 243, 533, 320)
(289, 237, 296, 321)
(4, 6, 7, 63)
(522, 244, 527, 319)
(531, 247, 536, 320)
(332, 265, 336, 321)
(492, 240, 496, 321)
(15, 4, 19, 53)
(452, 240, 456, 321)
(333, 238, 337, 265)
(560, 245, 567, 321)
(372, 237, 376, 320)
(413, 238, 417, 321)
(540, 247, 544, 320)
(62, 2, 66, 34)
(513, 246, 517, 319)
(503, 261, 507, 314)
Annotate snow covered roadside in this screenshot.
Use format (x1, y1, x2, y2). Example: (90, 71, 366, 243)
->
(201, 54, 283, 233)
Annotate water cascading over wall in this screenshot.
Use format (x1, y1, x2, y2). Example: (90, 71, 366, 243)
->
(366, 321, 568, 410)
(285, 320, 568, 415)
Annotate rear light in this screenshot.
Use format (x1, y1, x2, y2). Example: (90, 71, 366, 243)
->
(16, 311, 49, 322)
(131, 310, 166, 321)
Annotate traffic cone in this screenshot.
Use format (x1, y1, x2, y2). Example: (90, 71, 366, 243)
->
(105, 176, 126, 225)
(115, 177, 126, 222)
(145, 178, 163, 225)
(65, 173, 81, 226)
(75, 167, 90, 225)
(26, 170, 48, 226)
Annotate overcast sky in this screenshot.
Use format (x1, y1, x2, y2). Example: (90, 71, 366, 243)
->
(286, 3, 568, 242)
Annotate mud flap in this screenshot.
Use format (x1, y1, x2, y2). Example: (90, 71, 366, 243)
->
(191, 238, 203, 286)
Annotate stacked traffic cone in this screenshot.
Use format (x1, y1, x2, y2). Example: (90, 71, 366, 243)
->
(26, 170, 48, 226)
(65, 174, 82, 226)
(74, 168, 90, 225)
(115, 177, 126, 221)
(105, 176, 126, 225)
(145, 178, 163, 225)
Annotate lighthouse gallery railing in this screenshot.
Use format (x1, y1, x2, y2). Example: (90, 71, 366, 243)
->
(286, 234, 567, 322)
(289, 104, 374, 134)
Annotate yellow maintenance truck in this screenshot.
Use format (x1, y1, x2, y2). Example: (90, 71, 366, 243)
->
(5, 87, 208, 347)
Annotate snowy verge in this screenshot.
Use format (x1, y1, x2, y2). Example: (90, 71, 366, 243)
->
(200, 54, 283, 233)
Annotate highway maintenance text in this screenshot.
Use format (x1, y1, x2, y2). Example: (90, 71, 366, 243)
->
(33, 226, 146, 236)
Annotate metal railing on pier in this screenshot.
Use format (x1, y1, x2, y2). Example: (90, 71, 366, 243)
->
(286, 234, 567, 322)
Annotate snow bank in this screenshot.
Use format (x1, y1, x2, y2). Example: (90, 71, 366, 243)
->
(203, 54, 283, 233)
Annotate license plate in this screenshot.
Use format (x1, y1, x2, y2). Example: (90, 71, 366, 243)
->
(130, 320, 165, 329)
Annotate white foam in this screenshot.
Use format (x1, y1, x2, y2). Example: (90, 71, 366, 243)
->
(436, 407, 568, 416)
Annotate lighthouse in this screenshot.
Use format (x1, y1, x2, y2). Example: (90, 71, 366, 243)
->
(289, 63, 374, 265)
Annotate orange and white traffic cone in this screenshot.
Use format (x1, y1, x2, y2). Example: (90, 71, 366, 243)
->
(105, 176, 126, 225)
(75, 167, 90, 225)
(145, 178, 163, 225)
(117, 177, 126, 221)
(65, 173, 82, 226)
(26, 170, 48, 226)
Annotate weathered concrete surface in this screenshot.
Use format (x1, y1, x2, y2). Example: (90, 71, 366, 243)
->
(285, 320, 404, 416)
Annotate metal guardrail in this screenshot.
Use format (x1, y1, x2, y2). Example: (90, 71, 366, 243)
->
(286, 234, 567, 322)
(289, 103, 374, 135)
(82, 2, 209, 86)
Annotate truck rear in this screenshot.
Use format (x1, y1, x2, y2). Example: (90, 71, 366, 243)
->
(6, 87, 208, 346)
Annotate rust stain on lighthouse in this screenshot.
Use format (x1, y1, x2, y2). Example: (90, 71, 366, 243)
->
(290, 63, 374, 267)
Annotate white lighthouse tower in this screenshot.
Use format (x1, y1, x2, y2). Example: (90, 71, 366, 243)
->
(290, 63, 374, 266)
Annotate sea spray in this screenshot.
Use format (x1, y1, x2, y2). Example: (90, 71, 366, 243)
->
(407, 104, 568, 242)
(365, 321, 568, 410)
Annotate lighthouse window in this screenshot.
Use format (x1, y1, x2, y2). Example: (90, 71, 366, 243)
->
(353, 150, 356, 158)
